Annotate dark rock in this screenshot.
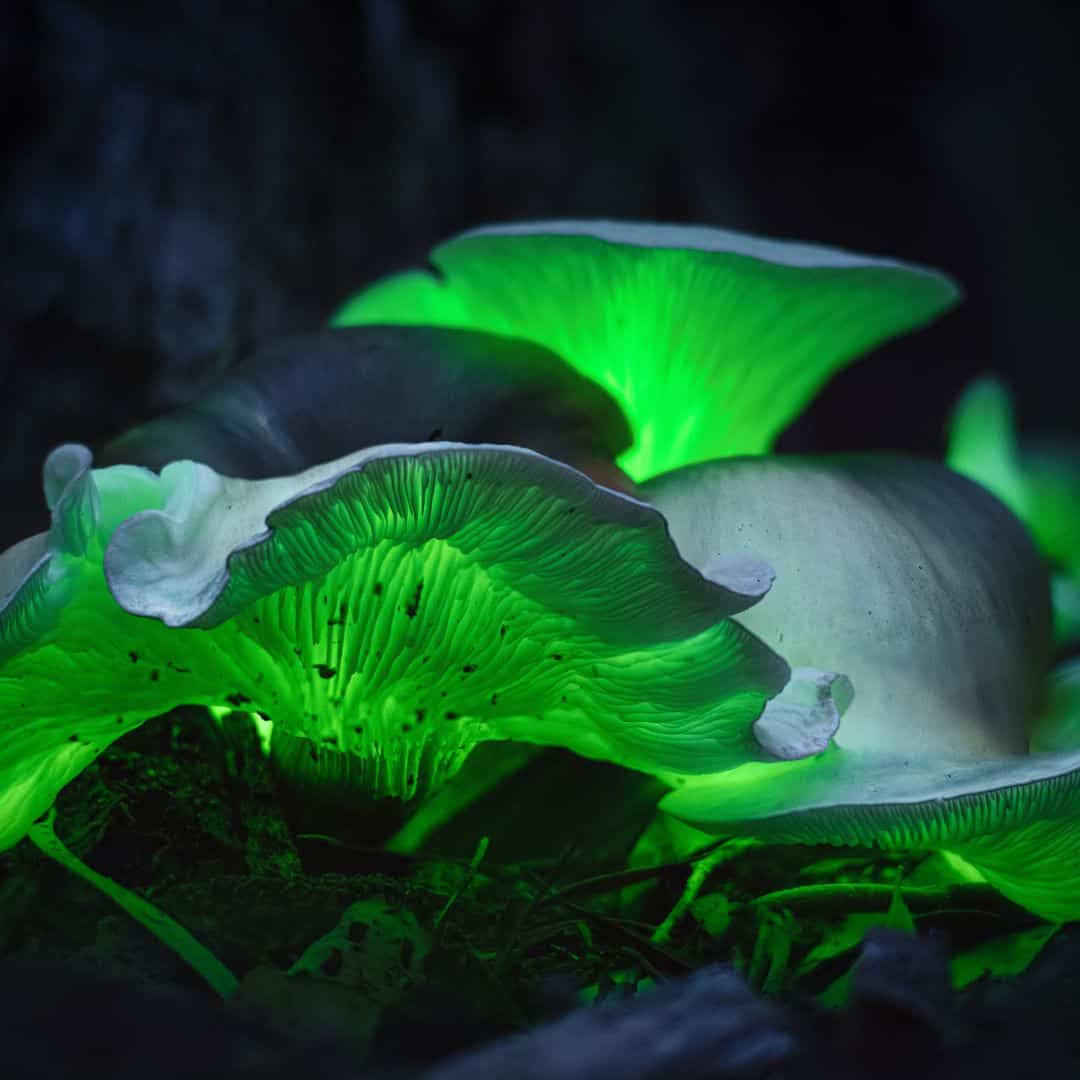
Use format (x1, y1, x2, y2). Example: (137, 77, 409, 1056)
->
(421, 964, 797, 1080)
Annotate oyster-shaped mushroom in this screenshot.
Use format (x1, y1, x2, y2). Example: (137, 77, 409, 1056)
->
(0, 442, 800, 853)
(334, 220, 959, 479)
(649, 455, 1080, 922)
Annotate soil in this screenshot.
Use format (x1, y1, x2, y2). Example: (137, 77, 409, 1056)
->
(3, 706, 1078, 1077)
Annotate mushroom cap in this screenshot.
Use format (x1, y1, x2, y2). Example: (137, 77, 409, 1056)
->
(100, 324, 633, 483)
(644, 452, 1080, 921)
(334, 220, 959, 480)
(0, 441, 795, 853)
(643, 454, 1052, 760)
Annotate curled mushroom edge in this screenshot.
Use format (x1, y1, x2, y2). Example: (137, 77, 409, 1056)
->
(0, 440, 831, 854)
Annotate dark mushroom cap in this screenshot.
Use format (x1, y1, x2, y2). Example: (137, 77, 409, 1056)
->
(100, 325, 634, 487)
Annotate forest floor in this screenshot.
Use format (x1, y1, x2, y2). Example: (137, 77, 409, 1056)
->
(1, 708, 1078, 1078)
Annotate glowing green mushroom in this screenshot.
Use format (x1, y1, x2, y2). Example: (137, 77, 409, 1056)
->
(333, 220, 959, 480)
(328, 221, 1075, 919)
(0, 440, 811, 854)
(647, 454, 1080, 922)
(947, 375, 1080, 644)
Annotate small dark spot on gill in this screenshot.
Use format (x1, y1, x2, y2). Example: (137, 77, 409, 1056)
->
(353, 725, 364, 735)
(401, 723, 412, 733)
(490, 693, 498, 706)
(406, 773, 415, 785)
(405, 580, 424, 618)
(374, 582, 383, 597)
(462, 664, 477, 674)
(68, 733, 79, 742)
(499, 625, 507, 638)
(128, 651, 139, 663)
(465, 471, 473, 481)
(293, 647, 302, 657)
(314, 664, 337, 679)
(321, 735, 338, 746)
(415, 709, 426, 724)
(166, 661, 191, 674)
(567, 507, 576, 514)
(422, 656, 430, 664)
(445, 711, 459, 720)
(550, 654, 563, 662)
(149, 669, 160, 682)
(252, 615, 261, 624)
(227, 692, 252, 707)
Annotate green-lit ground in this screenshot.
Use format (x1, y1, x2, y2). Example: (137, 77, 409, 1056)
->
(0, 703, 1055, 1066)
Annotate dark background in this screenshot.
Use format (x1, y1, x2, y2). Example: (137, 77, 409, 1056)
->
(3, 0, 1078, 547)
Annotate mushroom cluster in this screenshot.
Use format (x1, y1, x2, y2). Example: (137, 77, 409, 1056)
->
(3, 221, 1077, 923)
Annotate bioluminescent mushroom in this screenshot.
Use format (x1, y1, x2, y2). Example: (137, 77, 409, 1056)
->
(647, 454, 1080, 922)
(333, 220, 959, 480)
(0, 439, 828, 854)
(101, 324, 635, 493)
(947, 376, 1080, 645)
(328, 219, 1080, 918)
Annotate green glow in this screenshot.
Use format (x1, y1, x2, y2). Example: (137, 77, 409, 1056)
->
(0, 443, 789, 851)
(385, 742, 539, 854)
(936, 849, 988, 885)
(945, 376, 1030, 519)
(334, 223, 958, 480)
(662, 739, 1080, 923)
(950, 923, 1060, 989)
(948, 376, 1080, 644)
(208, 706, 273, 756)
(27, 809, 237, 998)
(650, 840, 747, 943)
